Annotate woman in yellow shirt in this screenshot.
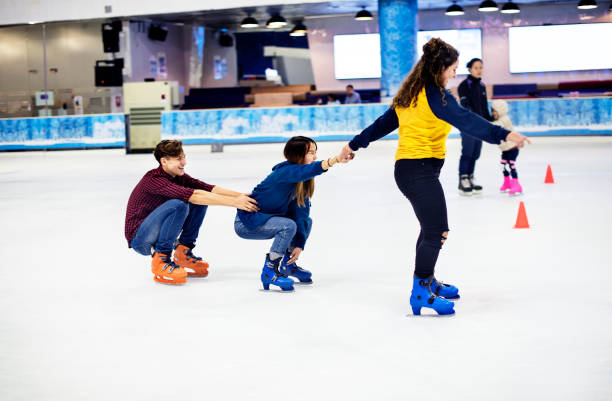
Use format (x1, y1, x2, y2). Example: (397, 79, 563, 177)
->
(338, 38, 529, 316)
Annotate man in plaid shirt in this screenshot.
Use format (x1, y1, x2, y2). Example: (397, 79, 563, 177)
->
(125, 140, 258, 284)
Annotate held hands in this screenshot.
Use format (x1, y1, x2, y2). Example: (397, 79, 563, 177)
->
(337, 143, 355, 163)
(287, 247, 302, 265)
(506, 131, 531, 148)
(234, 194, 259, 212)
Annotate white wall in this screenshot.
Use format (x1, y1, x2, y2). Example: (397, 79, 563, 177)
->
(307, 15, 381, 91)
(420, 3, 612, 89)
(0, 0, 327, 26)
(201, 29, 238, 88)
(127, 22, 189, 88)
(306, 4, 612, 92)
(0, 21, 107, 92)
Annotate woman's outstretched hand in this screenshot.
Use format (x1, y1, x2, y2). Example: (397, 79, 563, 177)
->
(338, 143, 355, 163)
(506, 131, 531, 148)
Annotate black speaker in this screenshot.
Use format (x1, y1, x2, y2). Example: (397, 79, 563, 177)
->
(219, 33, 233, 47)
(148, 25, 168, 41)
(101, 22, 121, 53)
(95, 60, 123, 87)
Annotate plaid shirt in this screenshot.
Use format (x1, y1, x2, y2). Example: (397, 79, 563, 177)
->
(124, 166, 214, 246)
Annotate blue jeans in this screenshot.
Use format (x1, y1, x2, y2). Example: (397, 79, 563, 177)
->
(234, 215, 298, 255)
(459, 132, 482, 176)
(131, 199, 207, 256)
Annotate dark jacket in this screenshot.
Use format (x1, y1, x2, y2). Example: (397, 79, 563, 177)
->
(458, 75, 492, 121)
(237, 161, 326, 249)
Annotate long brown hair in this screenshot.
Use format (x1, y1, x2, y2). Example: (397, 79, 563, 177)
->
(392, 38, 459, 109)
(284, 136, 316, 207)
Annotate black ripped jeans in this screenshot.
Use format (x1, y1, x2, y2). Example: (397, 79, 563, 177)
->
(394, 158, 449, 279)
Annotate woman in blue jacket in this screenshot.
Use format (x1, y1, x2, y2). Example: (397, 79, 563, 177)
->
(235, 136, 343, 291)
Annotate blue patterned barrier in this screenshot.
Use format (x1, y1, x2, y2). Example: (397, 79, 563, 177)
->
(161, 104, 390, 144)
(0, 114, 125, 150)
(1, 98, 610, 150)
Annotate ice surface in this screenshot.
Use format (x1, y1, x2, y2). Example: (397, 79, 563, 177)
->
(1, 137, 611, 401)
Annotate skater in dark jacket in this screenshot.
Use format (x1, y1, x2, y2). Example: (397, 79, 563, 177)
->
(457, 57, 492, 195)
(235, 136, 344, 291)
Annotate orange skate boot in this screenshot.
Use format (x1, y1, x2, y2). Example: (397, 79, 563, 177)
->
(151, 252, 187, 284)
(174, 244, 209, 277)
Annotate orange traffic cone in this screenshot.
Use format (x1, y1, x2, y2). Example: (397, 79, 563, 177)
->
(514, 201, 530, 229)
(544, 165, 555, 184)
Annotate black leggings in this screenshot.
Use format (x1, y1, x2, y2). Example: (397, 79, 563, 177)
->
(394, 158, 449, 279)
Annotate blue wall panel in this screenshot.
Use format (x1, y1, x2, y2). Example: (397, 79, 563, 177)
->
(1, 98, 610, 150)
(0, 114, 125, 150)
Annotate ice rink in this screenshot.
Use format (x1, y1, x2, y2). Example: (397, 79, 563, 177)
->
(1, 136, 611, 401)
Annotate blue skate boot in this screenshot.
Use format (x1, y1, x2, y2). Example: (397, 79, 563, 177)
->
(410, 276, 455, 316)
(280, 252, 312, 284)
(430, 277, 460, 299)
(261, 254, 294, 292)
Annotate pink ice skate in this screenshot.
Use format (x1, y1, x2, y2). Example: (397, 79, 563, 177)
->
(500, 176, 512, 192)
(509, 178, 523, 196)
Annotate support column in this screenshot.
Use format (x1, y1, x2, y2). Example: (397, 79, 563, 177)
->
(378, 0, 418, 99)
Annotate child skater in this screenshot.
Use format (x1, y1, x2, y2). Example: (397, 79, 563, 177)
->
(491, 99, 522, 195)
(234, 136, 344, 292)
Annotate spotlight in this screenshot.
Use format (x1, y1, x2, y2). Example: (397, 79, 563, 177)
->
(290, 22, 307, 37)
(266, 15, 287, 28)
(240, 16, 259, 28)
(355, 7, 373, 20)
(577, 0, 597, 9)
(446, 2, 465, 15)
(478, 0, 499, 11)
(501, 1, 521, 13)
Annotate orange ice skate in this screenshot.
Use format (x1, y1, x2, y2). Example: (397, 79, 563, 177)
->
(151, 252, 187, 284)
(174, 244, 209, 277)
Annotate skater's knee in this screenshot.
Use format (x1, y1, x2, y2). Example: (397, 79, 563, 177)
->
(422, 230, 446, 249)
(283, 219, 297, 236)
(166, 199, 189, 213)
(441, 231, 448, 245)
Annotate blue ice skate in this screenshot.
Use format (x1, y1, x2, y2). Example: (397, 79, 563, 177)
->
(261, 254, 294, 292)
(430, 277, 460, 299)
(410, 276, 455, 316)
(280, 252, 312, 284)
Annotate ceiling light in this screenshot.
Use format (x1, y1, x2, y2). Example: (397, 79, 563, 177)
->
(478, 0, 499, 11)
(577, 0, 597, 9)
(290, 22, 307, 37)
(240, 16, 258, 28)
(266, 15, 287, 28)
(501, 1, 521, 13)
(355, 8, 373, 20)
(446, 2, 465, 15)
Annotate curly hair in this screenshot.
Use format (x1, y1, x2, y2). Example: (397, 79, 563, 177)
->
(153, 139, 184, 163)
(392, 38, 459, 109)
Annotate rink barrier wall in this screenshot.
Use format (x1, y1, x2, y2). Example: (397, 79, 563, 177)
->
(0, 113, 125, 150)
(1, 98, 611, 150)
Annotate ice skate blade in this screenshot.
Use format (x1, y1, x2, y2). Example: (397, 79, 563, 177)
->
(294, 279, 313, 285)
(509, 192, 522, 196)
(458, 191, 472, 197)
(260, 286, 295, 293)
(472, 190, 482, 195)
(441, 294, 460, 300)
(153, 275, 187, 285)
(406, 311, 455, 318)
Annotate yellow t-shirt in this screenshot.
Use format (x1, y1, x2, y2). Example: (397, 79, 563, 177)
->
(394, 88, 452, 161)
